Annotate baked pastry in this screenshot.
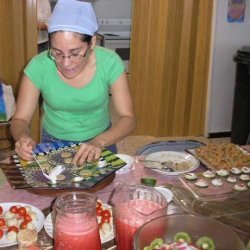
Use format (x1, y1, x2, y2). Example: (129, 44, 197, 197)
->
(17, 229, 38, 249)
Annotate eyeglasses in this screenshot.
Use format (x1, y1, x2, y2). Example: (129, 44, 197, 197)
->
(48, 47, 90, 62)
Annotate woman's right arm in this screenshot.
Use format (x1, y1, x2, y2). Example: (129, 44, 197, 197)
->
(10, 75, 40, 160)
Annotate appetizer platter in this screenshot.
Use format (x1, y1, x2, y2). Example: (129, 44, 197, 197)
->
(188, 143, 250, 171)
(180, 168, 250, 200)
(143, 151, 200, 175)
(2, 142, 126, 192)
(0, 202, 44, 248)
(43, 200, 114, 243)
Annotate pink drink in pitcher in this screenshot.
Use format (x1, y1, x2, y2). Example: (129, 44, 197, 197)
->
(54, 213, 101, 250)
(53, 192, 102, 250)
(111, 185, 168, 250)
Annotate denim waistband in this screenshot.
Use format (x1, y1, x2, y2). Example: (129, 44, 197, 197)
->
(41, 129, 117, 153)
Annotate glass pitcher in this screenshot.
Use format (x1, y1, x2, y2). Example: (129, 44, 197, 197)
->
(53, 191, 101, 250)
(110, 184, 168, 250)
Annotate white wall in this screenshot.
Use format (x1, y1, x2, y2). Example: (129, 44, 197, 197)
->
(207, 0, 250, 134)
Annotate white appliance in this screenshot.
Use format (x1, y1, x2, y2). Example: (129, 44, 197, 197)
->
(99, 32, 131, 73)
(97, 19, 131, 74)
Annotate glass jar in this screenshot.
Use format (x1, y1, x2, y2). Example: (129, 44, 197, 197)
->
(53, 191, 101, 250)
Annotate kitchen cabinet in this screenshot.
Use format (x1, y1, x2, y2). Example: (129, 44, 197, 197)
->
(130, 0, 214, 137)
(0, 0, 40, 144)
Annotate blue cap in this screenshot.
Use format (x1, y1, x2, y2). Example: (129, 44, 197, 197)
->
(48, 0, 98, 36)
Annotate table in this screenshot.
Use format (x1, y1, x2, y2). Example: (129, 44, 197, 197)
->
(1, 151, 249, 249)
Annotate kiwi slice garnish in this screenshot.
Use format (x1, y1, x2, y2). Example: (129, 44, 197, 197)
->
(149, 238, 164, 249)
(174, 232, 192, 243)
(196, 236, 215, 250)
(141, 177, 157, 187)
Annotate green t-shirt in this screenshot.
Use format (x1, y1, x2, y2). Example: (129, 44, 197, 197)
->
(24, 46, 125, 141)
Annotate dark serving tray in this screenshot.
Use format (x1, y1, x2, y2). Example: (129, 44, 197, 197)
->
(0, 142, 125, 194)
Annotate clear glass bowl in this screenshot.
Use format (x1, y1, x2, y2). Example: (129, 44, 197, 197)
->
(134, 214, 246, 250)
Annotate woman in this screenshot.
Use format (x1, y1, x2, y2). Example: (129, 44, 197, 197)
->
(10, 0, 136, 165)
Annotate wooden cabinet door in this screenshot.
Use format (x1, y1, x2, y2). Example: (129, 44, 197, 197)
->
(130, 0, 214, 136)
(0, 0, 40, 145)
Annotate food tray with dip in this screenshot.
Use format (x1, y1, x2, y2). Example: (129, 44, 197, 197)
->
(0, 142, 126, 194)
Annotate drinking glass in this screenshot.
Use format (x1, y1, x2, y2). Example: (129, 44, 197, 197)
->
(110, 184, 168, 250)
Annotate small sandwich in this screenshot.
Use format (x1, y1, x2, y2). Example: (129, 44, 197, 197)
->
(17, 229, 38, 249)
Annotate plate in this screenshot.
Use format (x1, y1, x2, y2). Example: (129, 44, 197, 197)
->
(44, 204, 114, 244)
(154, 187, 173, 203)
(0, 202, 45, 248)
(115, 154, 134, 174)
(144, 151, 199, 175)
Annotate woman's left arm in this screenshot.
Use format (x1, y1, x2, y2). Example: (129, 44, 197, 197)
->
(73, 72, 136, 164)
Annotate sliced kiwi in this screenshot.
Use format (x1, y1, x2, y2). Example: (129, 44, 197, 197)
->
(196, 236, 215, 250)
(149, 238, 164, 249)
(174, 232, 192, 244)
(141, 177, 157, 187)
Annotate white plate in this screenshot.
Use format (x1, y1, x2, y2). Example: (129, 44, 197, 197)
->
(154, 187, 173, 203)
(44, 204, 114, 244)
(0, 202, 45, 248)
(116, 154, 134, 174)
(144, 151, 199, 175)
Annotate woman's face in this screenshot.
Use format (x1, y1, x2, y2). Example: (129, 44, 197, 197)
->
(49, 31, 92, 79)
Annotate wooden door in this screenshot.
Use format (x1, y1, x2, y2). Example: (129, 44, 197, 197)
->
(0, 0, 40, 147)
(130, 0, 214, 136)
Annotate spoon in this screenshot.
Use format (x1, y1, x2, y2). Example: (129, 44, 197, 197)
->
(32, 154, 65, 183)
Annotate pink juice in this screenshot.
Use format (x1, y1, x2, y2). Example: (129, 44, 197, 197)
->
(54, 213, 102, 250)
(115, 199, 166, 250)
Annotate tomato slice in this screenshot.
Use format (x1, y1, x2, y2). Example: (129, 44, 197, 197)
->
(9, 206, 18, 214)
(96, 206, 103, 216)
(0, 229, 3, 239)
(18, 207, 27, 217)
(0, 206, 3, 215)
(20, 221, 28, 229)
(8, 225, 19, 233)
(101, 217, 110, 224)
(101, 209, 111, 219)
(24, 214, 32, 223)
(0, 218, 6, 228)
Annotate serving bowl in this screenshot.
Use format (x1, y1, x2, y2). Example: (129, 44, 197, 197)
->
(134, 214, 246, 250)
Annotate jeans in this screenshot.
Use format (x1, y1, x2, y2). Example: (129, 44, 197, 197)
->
(41, 129, 117, 153)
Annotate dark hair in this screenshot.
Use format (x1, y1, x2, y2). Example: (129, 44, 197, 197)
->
(49, 31, 93, 44)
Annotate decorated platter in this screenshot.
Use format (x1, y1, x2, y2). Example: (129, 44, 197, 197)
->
(144, 151, 200, 175)
(0, 202, 44, 248)
(4, 142, 126, 191)
(44, 202, 114, 244)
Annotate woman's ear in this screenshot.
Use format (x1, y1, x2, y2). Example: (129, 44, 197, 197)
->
(90, 36, 96, 49)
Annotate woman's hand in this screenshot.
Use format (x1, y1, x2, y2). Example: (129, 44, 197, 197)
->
(15, 137, 36, 161)
(73, 141, 103, 165)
